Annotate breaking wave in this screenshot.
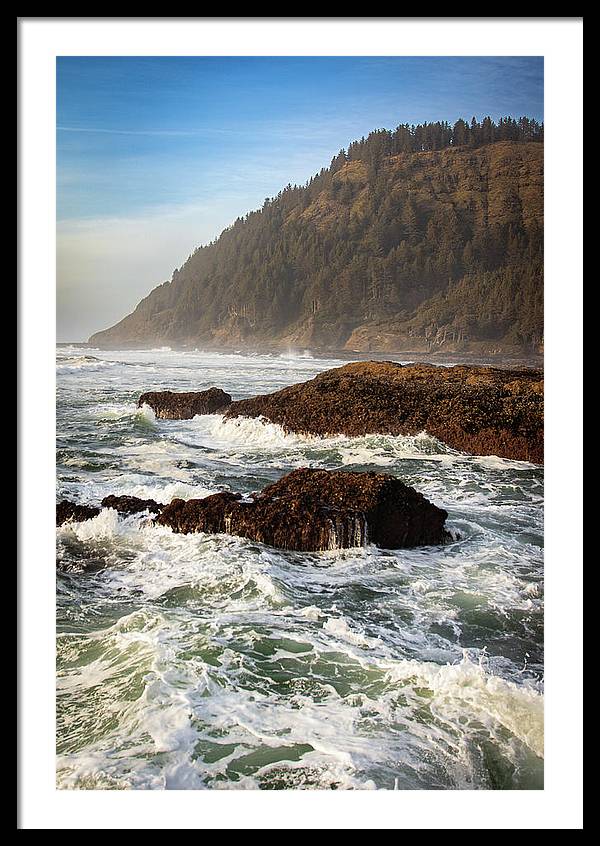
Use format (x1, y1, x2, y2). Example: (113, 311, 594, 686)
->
(56, 346, 544, 790)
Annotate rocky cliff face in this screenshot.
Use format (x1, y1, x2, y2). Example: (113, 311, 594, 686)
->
(90, 137, 543, 354)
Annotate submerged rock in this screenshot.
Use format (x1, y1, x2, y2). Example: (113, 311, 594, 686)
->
(138, 387, 232, 419)
(100, 495, 164, 515)
(56, 500, 100, 526)
(225, 362, 544, 463)
(156, 468, 450, 551)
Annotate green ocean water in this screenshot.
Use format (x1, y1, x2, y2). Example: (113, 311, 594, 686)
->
(56, 346, 543, 790)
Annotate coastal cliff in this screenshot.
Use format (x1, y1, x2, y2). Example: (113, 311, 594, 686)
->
(89, 124, 543, 356)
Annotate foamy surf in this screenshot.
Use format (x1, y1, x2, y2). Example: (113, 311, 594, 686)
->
(177, 413, 456, 462)
(56, 345, 544, 790)
(56, 356, 119, 375)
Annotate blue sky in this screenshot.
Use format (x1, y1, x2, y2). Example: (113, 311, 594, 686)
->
(57, 56, 543, 341)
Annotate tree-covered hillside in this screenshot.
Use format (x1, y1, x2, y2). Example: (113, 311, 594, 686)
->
(90, 116, 543, 354)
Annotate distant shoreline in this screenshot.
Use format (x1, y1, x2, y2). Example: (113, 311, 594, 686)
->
(57, 340, 543, 370)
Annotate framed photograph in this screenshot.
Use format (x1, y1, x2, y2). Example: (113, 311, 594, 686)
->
(18, 17, 583, 830)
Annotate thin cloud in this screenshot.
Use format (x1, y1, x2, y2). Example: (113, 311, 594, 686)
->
(57, 125, 197, 137)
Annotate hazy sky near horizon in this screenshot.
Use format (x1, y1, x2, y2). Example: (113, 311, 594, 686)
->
(57, 56, 543, 342)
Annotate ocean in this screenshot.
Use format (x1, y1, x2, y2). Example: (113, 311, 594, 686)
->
(56, 345, 544, 790)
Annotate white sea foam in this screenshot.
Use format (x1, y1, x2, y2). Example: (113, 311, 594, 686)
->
(385, 652, 544, 758)
(56, 345, 544, 790)
(56, 604, 543, 790)
(188, 413, 309, 450)
(136, 402, 156, 421)
(322, 615, 381, 648)
(56, 356, 119, 374)
(182, 414, 456, 461)
(59, 507, 122, 540)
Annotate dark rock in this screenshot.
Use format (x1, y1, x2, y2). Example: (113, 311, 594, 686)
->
(100, 495, 164, 515)
(56, 500, 100, 526)
(156, 492, 243, 535)
(138, 387, 232, 419)
(57, 496, 162, 527)
(225, 362, 543, 463)
(157, 468, 450, 551)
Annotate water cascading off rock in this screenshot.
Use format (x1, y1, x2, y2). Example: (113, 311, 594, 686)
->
(57, 468, 451, 552)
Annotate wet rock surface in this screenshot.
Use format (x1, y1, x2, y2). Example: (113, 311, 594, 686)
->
(100, 495, 164, 515)
(56, 500, 101, 526)
(156, 492, 244, 535)
(225, 362, 543, 463)
(57, 496, 163, 526)
(157, 468, 451, 550)
(57, 469, 450, 551)
(138, 387, 232, 419)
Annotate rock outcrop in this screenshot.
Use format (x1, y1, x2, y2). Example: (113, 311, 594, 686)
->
(225, 362, 543, 463)
(56, 500, 100, 526)
(57, 496, 163, 526)
(138, 387, 232, 419)
(158, 468, 450, 550)
(100, 495, 164, 515)
(57, 469, 451, 551)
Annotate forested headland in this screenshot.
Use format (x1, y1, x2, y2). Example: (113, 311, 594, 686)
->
(90, 116, 543, 356)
